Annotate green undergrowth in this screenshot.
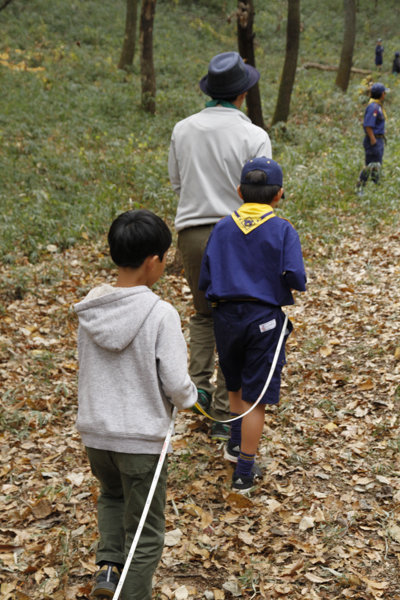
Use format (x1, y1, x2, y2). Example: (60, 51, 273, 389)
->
(1, 0, 400, 262)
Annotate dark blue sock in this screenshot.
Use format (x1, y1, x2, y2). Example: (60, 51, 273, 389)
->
(229, 413, 242, 447)
(235, 452, 255, 479)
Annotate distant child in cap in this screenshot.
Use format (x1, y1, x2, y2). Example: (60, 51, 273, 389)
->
(199, 158, 306, 494)
(375, 39, 384, 71)
(356, 82, 389, 195)
(392, 51, 400, 76)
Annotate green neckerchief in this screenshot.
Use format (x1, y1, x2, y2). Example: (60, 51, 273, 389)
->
(205, 99, 239, 110)
(368, 97, 387, 119)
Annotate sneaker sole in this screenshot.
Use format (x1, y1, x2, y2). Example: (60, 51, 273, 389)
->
(223, 447, 238, 463)
(92, 592, 115, 600)
(211, 433, 230, 442)
(232, 486, 255, 495)
(92, 583, 117, 599)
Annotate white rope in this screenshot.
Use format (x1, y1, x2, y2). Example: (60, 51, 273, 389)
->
(112, 313, 289, 598)
(197, 313, 289, 423)
(111, 406, 178, 600)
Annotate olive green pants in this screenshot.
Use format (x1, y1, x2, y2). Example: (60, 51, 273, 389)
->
(86, 448, 168, 600)
(178, 225, 230, 420)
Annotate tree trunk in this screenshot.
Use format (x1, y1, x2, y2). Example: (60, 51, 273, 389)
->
(140, 0, 157, 114)
(237, 1, 264, 129)
(118, 0, 138, 70)
(335, 0, 356, 92)
(271, 0, 300, 126)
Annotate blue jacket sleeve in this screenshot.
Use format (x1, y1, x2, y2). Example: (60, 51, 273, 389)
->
(282, 225, 307, 291)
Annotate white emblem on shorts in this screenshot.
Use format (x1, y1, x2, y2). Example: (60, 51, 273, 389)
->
(259, 319, 276, 333)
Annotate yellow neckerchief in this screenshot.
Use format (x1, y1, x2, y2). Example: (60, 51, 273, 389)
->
(368, 98, 387, 119)
(231, 202, 276, 235)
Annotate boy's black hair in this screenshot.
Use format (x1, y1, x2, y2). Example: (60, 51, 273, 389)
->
(240, 170, 281, 204)
(108, 209, 172, 269)
(371, 88, 384, 100)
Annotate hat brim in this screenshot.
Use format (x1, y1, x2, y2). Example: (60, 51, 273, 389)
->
(199, 63, 260, 98)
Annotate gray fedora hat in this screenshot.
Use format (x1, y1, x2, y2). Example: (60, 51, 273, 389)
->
(199, 52, 260, 99)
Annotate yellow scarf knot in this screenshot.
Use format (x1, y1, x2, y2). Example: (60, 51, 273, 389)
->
(231, 203, 275, 235)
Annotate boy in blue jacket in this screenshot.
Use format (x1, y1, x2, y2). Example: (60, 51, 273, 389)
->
(356, 82, 389, 195)
(199, 158, 306, 493)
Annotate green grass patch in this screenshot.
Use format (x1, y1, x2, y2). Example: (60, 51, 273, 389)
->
(1, 0, 400, 261)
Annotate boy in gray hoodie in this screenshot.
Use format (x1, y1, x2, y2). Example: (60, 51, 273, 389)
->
(75, 209, 197, 600)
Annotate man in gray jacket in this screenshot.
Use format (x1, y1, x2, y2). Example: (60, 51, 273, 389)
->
(168, 51, 272, 440)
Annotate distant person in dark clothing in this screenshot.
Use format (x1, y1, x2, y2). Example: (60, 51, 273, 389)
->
(375, 39, 384, 71)
(392, 51, 400, 76)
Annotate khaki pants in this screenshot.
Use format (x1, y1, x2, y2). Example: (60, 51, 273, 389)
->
(178, 225, 229, 419)
(86, 448, 167, 600)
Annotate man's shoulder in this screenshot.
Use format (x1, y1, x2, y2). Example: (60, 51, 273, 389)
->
(173, 109, 203, 126)
(173, 107, 267, 135)
(173, 108, 217, 130)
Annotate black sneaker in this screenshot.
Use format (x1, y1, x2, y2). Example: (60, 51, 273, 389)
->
(210, 421, 230, 442)
(232, 464, 263, 495)
(92, 565, 121, 599)
(191, 389, 212, 416)
(224, 440, 240, 463)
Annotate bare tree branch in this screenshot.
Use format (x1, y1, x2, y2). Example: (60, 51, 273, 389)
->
(303, 61, 371, 75)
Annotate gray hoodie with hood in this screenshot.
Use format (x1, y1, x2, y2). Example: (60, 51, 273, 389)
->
(75, 285, 197, 454)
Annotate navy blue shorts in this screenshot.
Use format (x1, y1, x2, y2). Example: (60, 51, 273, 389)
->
(364, 135, 384, 165)
(212, 302, 292, 404)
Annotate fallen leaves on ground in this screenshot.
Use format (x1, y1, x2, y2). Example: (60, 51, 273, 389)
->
(1, 215, 400, 598)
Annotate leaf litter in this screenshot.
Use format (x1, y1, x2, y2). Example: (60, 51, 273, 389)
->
(1, 214, 400, 598)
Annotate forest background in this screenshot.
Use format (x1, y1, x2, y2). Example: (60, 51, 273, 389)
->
(1, 0, 400, 262)
(2, 1, 400, 599)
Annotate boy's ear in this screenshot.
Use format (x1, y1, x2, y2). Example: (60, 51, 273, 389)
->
(271, 188, 284, 205)
(237, 184, 244, 200)
(146, 255, 158, 270)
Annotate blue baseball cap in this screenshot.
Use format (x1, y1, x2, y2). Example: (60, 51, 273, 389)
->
(241, 157, 283, 187)
(371, 82, 389, 96)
